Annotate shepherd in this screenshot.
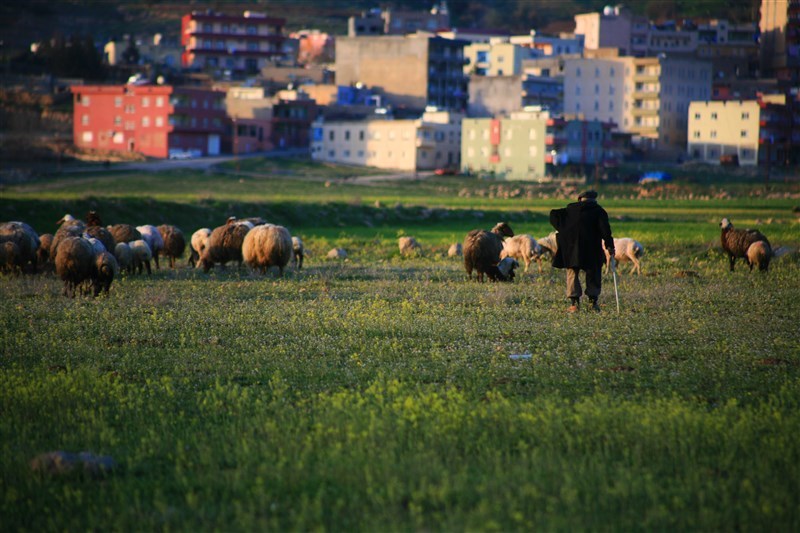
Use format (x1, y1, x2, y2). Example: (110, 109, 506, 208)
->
(550, 190, 615, 312)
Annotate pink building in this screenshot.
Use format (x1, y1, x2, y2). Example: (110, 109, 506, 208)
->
(181, 10, 287, 72)
(71, 84, 229, 159)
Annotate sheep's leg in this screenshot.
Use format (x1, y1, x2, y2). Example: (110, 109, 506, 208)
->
(728, 255, 736, 272)
(145, 260, 151, 275)
(153, 255, 160, 270)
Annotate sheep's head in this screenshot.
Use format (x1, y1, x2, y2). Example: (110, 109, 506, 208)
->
(86, 211, 102, 227)
(491, 222, 514, 239)
(720, 218, 732, 230)
(57, 214, 76, 226)
(496, 257, 519, 281)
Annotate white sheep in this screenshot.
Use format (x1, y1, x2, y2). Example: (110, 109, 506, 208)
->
(500, 234, 543, 274)
(242, 224, 293, 276)
(537, 231, 558, 259)
(136, 225, 165, 269)
(114, 242, 134, 274)
(129, 239, 153, 275)
(327, 248, 347, 260)
(603, 237, 644, 275)
(447, 243, 462, 257)
(292, 236, 305, 269)
(189, 228, 212, 268)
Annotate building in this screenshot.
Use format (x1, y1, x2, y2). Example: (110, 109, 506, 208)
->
(461, 109, 618, 180)
(383, 2, 450, 35)
(509, 31, 584, 57)
(272, 97, 318, 148)
(225, 87, 274, 154)
(759, 0, 800, 83)
(292, 30, 335, 65)
(687, 94, 799, 166)
(563, 54, 712, 151)
(574, 6, 644, 55)
(181, 10, 287, 72)
(335, 33, 469, 112)
(463, 39, 529, 76)
(310, 110, 462, 171)
(348, 9, 385, 37)
(468, 75, 524, 117)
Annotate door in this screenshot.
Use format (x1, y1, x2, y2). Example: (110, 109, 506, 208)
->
(207, 134, 220, 156)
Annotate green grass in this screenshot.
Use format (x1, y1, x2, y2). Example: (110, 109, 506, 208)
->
(1, 161, 800, 530)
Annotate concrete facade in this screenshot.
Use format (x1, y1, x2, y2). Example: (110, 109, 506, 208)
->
(687, 100, 761, 165)
(468, 75, 524, 117)
(464, 41, 527, 76)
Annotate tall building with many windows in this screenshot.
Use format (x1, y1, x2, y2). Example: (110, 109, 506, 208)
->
(181, 10, 287, 72)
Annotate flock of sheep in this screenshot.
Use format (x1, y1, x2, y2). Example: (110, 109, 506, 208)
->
(0, 211, 779, 298)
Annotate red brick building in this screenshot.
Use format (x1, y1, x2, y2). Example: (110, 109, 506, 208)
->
(181, 10, 287, 73)
(71, 84, 229, 158)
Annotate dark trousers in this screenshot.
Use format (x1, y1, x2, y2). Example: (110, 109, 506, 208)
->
(566, 267, 602, 300)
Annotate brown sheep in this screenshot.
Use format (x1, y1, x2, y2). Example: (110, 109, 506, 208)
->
(463, 222, 514, 282)
(51, 216, 86, 262)
(0, 241, 20, 274)
(37, 233, 54, 270)
(92, 251, 119, 295)
(720, 218, 770, 272)
(746, 240, 771, 272)
(107, 224, 141, 245)
(242, 224, 293, 276)
(85, 225, 116, 253)
(55, 236, 95, 297)
(157, 224, 186, 269)
(197, 223, 250, 272)
(0, 221, 39, 273)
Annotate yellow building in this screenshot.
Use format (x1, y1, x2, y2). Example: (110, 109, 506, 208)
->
(463, 40, 526, 76)
(687, 101, 762, 166)
(310, 110, 462, 171)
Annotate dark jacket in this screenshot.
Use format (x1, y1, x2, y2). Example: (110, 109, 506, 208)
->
(550, 200, 614, 269)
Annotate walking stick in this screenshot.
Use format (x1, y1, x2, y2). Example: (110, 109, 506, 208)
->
(612, 260, 620, 314)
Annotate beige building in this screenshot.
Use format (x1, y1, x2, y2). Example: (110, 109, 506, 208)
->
(687, 101, 761, 166)
(468, 75, 524, 118)
(463, 40, 527, 76)
(574, 6, 644, 55)
(310, 110, 463, 171)
(564, 54, 712, 150)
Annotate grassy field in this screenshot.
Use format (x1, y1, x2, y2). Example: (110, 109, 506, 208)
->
(1, 159, 800, 530)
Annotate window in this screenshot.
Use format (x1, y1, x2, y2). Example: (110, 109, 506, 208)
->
(81, 115, 89, 126)
(114, 116, 122, 126)
(114, 97, 122, 107)
(740, 130, 748, 138)
(329, 150, 335, 158)
(142, 116, 150, 127)
(83, 96, 90, 106)
(142, 97, 150, 107)
(343, 150, 350, 157)
(711, 112, 718, 120)
(504, 147, 511, 157)
(155, 116, 163, 127)
(359, 131, 364, 141)
(329, 131, 334, 141)
(595, 84, 599, 95)
(694, 112, 701, 120)
(82, 131, 93, 143)
(710, 130, 717, 138)
(529, 129, 536, 140)
(529, 146, 537, 157)
(576, 86, 581, 95)
(345, 130, 351, 141)
(247, 25, 257, 35)
(576, 67, 581, 77)
(156, 97, 164, 107)
(742, 112, 749, 120)
(693, 131, 700, 138)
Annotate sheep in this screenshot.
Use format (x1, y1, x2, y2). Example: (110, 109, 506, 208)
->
(500, 234, 543, 274)
(37, 233, 53, 270)
(0, 241, 20, 274)
(136, 225, 165, 269)
(447, 243, 462, 257)
(327, 248, 347, 260)
(0, 221, 40, 273)
(537, 231, 558, 259)
(92, 251, 119, 295)
(54, 236, 95, 297)
(484, 257, 519, 282)
(227, 216, 267, 228)
(463, 222, 514, 282)
(157, 224, 186, 269)
(720, 218, 771, 272)
(114, 242, 134, 274)
(107, 224, 141, 245)
(398, 236, 422, 256)
(197, 223, 251, 272)
(85, 210, 103, 227)
(85, 225, 115, 254)
(292, 236, 305, 269)
(603, 237, 645, 275)
(242, 224, 293, 276)
(746, 240, 772, 272)
(129, 239, 153, 275)
(189, 228, 212, 268)
(83, 236, 107, 255)
(51, 215, 86, 262)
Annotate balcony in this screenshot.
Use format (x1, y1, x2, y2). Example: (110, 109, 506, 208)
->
(633, 71, 659, 82)
(633, 90, 660, 99)
(631, 106, 659, 116)
(545, 134, 567, 145)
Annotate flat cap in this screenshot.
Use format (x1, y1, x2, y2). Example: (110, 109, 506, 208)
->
(578, 190, 598, 200)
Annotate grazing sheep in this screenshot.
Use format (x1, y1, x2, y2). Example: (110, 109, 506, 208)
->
(114, 242, 134, 274)
(500, 234, 543, 274)
(242, 224, 293, 276)
(51, 215, 86, 262)
(603, 237, 645, 275)
(0, 221, 40, 273)
(746, 240, 772, 272)
(463, 222, 514, 282)
(227, 216, 267, 228)
(292, 236, 305, 270)
(327, 248, 347, 260)
(0, 241, 20, 274)
(720, 218, 771, 272)
(92, 251, 119, 295)
(55, 236, 95, 297)
(398, 236, 422, 256)
(37, 233, 53, 269)
(85, 225, 115, 253)
(484, 257, 519, 282)
(189, 228, 212, 268)
(157, 224, 186, 269)
(129, 239, 153, 275)
(447, 243, 462, 257)
(83, 236, 107, 255)
(537, 231, 558, 259)
(107, 224, 141, 245)
(136, 225, 165, 269)
(197, 223, 250, 272)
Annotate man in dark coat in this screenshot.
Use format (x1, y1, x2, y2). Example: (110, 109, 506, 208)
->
(550, 190, 614, 312)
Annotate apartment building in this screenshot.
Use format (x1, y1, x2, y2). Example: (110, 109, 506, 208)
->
(71, 84, 228, 158)
(574, 6, 643, 55)
(509, 31, 584, 57)
(760, 0, 800, 83)
(225, 87, 273, 154)
(310, 110, 463, 171)
(688, 94, 799, 166)
(563, 54, 712, 150)
(464, 40, 528, 76)
(335, 33, 469, 112)
(461, 110, 616, 180)
(468, 75, 524, 117)
(181, 10, 287, 72)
